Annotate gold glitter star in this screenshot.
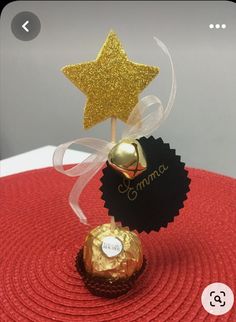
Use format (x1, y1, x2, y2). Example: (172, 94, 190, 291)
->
(62, 31, 159, 129)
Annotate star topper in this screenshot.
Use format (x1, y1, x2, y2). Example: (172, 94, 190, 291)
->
(62, 31, 159, 129)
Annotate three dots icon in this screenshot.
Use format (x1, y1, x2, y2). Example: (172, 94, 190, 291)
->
(209, 24, 226, 29)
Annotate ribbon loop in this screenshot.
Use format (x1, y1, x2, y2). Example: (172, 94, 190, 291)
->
(122, 95, 164, 139)
(53, 138, 111, 177)
(123, 37, 176, 140)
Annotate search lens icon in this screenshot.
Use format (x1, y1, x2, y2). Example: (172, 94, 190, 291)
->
(214, 295, 222, 303)
(201, 283, 234, 316)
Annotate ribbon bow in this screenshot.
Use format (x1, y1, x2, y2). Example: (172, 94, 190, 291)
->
(53, 37, 176, 225)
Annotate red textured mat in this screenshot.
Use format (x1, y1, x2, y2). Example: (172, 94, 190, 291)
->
(0, 167, 235, 321)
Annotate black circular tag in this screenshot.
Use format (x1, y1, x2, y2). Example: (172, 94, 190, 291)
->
(100, 136, 191, 233)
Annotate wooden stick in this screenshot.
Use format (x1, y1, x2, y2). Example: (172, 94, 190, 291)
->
(110, 116, 117, 229)
(110, 216, 116, 230)
(111, 116, 117, 143)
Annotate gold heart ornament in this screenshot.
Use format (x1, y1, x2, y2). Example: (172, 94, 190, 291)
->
(108, 139, 147, 179)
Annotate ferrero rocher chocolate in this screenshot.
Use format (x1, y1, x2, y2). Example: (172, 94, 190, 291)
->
(108, 138, 147, 179)
(83, 223, 143, 279)
(76, 222, 145, 298)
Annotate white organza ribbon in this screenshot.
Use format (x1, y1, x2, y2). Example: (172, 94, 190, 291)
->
(53, 37, 176, 225)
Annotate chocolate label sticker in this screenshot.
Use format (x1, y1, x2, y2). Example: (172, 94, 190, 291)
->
(101, 236, 123, 257)
(100, 136, 191, 233)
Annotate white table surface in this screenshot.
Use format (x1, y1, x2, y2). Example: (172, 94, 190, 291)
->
(0, 145, 90, 177)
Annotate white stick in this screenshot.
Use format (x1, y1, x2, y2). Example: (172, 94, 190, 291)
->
(110, 116, 117, 229)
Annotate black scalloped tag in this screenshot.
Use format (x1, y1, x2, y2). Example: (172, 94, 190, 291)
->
(100, 136, 191, 233)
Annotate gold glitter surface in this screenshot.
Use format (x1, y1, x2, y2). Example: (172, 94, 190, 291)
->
(61, 31, 159, 129)
(83, 223, 143, 279)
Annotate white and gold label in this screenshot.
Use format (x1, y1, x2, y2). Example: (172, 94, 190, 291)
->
(101, 236, 123, 258)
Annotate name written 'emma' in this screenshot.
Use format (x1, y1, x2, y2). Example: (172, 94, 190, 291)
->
(118, 164, 168, 201)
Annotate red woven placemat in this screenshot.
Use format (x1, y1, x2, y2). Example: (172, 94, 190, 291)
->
(0, 167, 235, 321)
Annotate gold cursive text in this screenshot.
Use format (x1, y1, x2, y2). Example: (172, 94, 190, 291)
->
(118, 164, 168, 201)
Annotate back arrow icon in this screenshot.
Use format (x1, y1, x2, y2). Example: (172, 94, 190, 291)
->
(22, 20, 29, 32)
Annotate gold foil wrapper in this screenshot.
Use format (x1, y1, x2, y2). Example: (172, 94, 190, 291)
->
(83, 223, 143, 279)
